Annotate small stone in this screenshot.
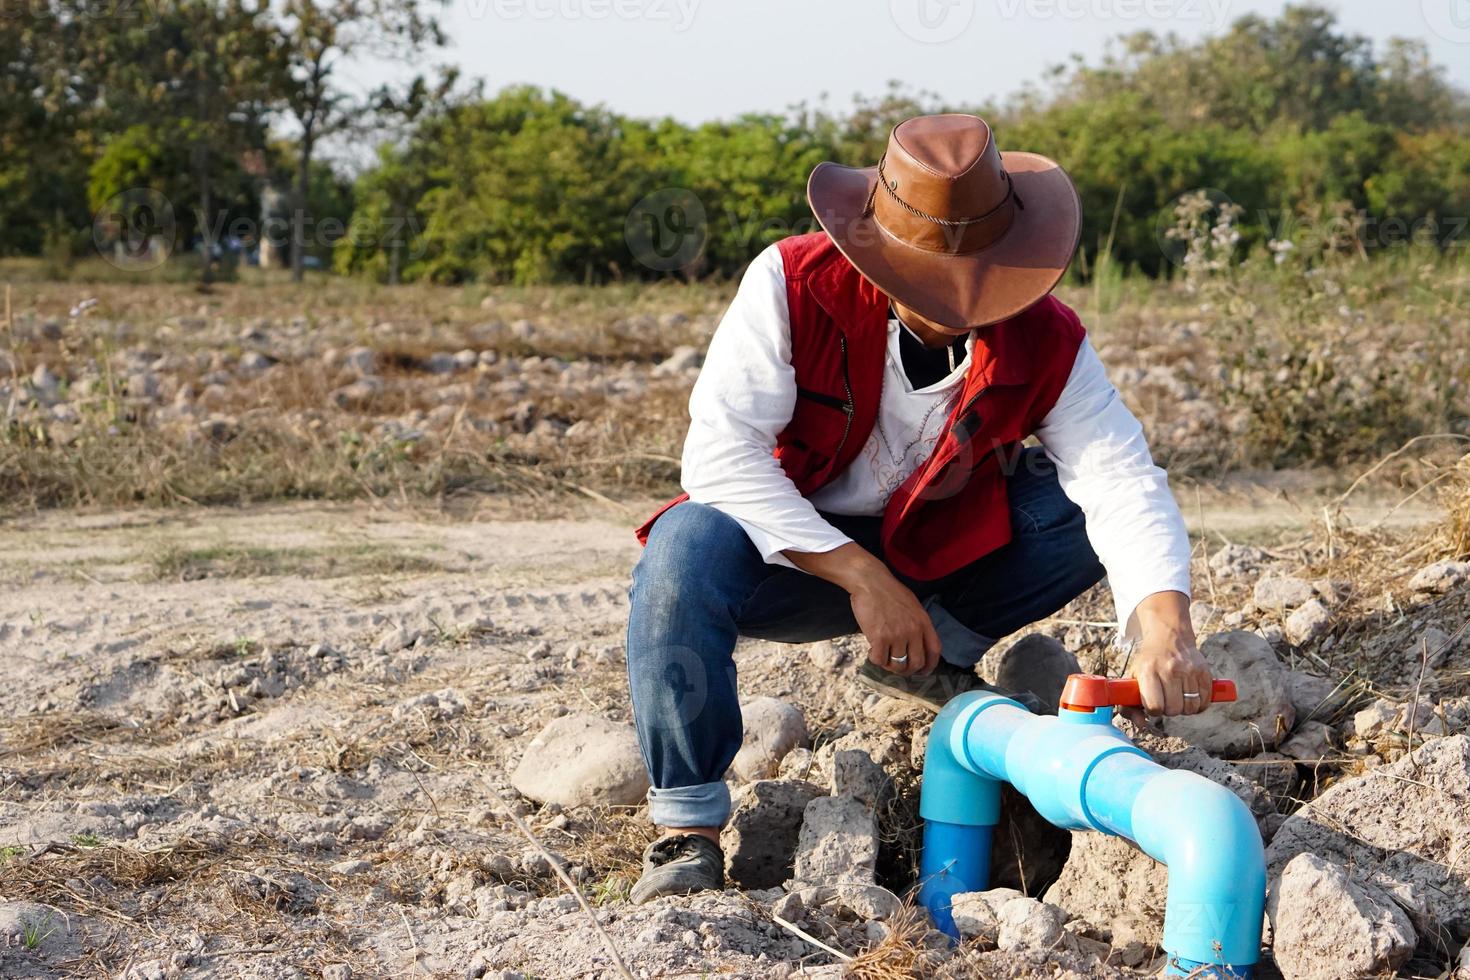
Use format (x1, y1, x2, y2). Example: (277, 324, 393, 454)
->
(1408, 560, 1470, 594)
(426, 352, 456, 374)
(1279, 720, 1335, 762)
(653, 345, 702, 376)
(1189, 600, 1219, 635)
(331, 859, 372, 875)
(731, 698, 807, 782)
(454, 349, 479, 371)
(1254, 575, 1316, 609)
(1209, 543, 1269, 579)
(1285, 599, 1332, 645)
(950, 891, 1001, 943)
(376, 625, 419, 654)
(525, 640, 552, 661)
(343, 346, 376, 375)
(322, 965, 353, 980)
(996, 895, 1067, 951)
(1403, 626, 1454, 669)
(331, 377, 383, 409)
(1351, 699, 1398, 739)
(1268, 853, 1415, 980)
(807, 640, 848, 670)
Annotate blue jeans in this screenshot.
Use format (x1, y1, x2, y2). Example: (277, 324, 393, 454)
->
(625, 447, 1104, 828)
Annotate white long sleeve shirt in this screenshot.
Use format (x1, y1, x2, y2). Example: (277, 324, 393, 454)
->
(680, 243, 1191, 635)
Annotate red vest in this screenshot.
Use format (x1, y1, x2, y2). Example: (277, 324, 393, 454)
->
(635, 232, 1085, 581)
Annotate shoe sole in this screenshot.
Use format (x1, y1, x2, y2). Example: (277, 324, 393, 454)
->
(854, 669, 944, 713)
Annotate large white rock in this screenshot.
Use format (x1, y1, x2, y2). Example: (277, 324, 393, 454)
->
(1284, 599, 1332, 646)
(1266, 735, 1470, 954)
(510, 713, 650, 808)
(1160, 631, 1296, 756)
(1268, 853, 1415, 980)
(721, 778, 824, 889)
(731, 697, 807, 781)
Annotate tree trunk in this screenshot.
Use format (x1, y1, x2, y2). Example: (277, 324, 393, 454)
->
(291, 133, 312, 283)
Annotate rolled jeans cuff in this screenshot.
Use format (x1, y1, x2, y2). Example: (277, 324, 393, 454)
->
(647, 781, 732, 828)
(924, 596, 997, 669)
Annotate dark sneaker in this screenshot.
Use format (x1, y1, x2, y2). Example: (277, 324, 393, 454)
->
(629, 833, 725, 904)
(856, 659, 1044, 714)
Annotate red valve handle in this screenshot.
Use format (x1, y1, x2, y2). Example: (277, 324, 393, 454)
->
(1059, 673, 1237, 712)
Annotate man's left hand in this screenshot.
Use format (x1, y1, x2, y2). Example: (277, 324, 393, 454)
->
(1126, 591, 1214, 719)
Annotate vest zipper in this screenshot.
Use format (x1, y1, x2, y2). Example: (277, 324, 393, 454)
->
(835, 336, 854, 457)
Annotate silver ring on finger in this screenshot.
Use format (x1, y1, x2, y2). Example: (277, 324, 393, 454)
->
(1182, 692, 1201, 700)
(890, 654, 909, 665)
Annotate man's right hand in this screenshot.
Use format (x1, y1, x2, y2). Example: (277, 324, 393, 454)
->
(784, 542, 941, 676)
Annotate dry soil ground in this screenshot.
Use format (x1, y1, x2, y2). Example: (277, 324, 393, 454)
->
(0, 478, 1451, 979)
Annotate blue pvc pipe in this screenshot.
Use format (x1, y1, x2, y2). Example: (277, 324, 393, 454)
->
(917, 821, 992, 938)
(918, 693, 1264, 975)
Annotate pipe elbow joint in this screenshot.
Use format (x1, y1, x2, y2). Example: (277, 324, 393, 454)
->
(1135, 772, 1266, 974)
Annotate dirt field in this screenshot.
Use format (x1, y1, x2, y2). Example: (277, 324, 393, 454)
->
(0, 477, 1462, 978)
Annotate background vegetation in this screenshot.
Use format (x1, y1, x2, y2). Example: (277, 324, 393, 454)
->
(4, 4, 1468, 285)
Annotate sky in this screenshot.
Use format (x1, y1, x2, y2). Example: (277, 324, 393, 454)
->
(350, 0, 1470, 124)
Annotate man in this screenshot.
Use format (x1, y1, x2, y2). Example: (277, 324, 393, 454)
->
(623, 114, 1216, 903)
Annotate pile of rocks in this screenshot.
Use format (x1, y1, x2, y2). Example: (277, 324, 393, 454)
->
(506, 598, 1470, 977)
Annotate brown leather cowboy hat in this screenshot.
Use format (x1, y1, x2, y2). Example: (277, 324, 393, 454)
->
(807, 113, 1081, 328)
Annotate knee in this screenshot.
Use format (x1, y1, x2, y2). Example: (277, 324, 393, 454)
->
(632, 502, 755, 612)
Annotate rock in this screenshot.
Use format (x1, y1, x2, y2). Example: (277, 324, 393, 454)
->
(1254, 575, 1316, 609)
(806, 640, 848, 670)
(832, 748, 891, 808)
(1160, 631, 1295, 756)
(949, 891, 1002, 944)
(653, 345, 702, 376)
(331, 859, 372, 875)
(343, 346, 376, 375)
(1351, 698, 1399, 739)
(30, 363, 59, 392)
(1404, 626, 1454, 669)
(1210, 543, 1269, 579)
(731, 698, 807, 782)
(1279, 720, 1335, 762)
(1189, 600, 1220, 635)
(510, 713, 650, 808)
(721, 779, 824, 889)
(453, 349, 480, 371)
(322, 965, 353, 980)
(791, 795, 878, 886)
(777, 747, 823, 784)
(1266, 735, 1470, 954)
(996, 895, 1068, 951)
(989, 634, 1081, 715)
(509, 319, 536, 340)
(1284, 599, 1332, 645)
(1268, 853, 1415, 980)
(425, 352, 457, 374)
(791, 882, 903, 922)
(331, 377, 382, 409)
(376, 624, 420, 654)
(1284, 668, 1352, 724)
(1408, 560, 1470, 594)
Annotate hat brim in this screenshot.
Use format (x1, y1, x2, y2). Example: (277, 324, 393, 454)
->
(806, 151, 1081, 328)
